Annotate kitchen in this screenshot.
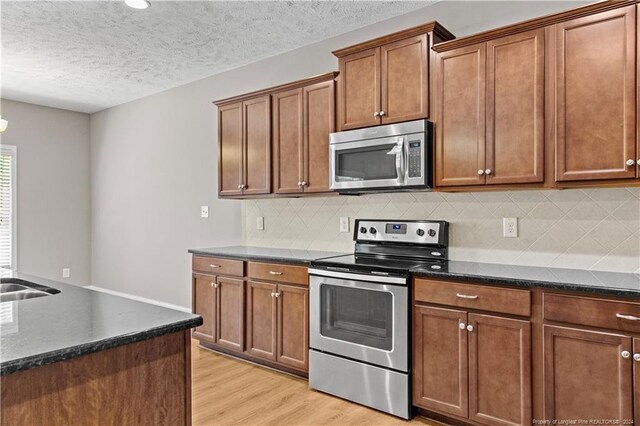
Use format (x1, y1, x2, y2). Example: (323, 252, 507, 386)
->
(1, 0, 639, 425)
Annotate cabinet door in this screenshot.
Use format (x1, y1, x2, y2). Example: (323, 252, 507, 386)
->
(556, 6, 636, 181)
(192, 274, 216, 343)
(543, 325, 633, 422)
(486, 29, 545, 185)
(634, 338, 640, 425)
(338, 47, 380, 130)
(303, 80, 335, 194)
(246, 280, 277, 361)
(468, 314, 531, 426)
(273, 89, 303, 194)
(435, 43, 486, 187)
(243, 96, 271, 194)
(216, 277, 245, 352)
(218, 102, 243, 196)
(381, 34, 429, 124)
(276, 284, 309, 371)
(413, 305, 468, 417)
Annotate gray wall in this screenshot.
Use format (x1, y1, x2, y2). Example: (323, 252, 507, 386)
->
(0, 99, 91, 285)
(90, 1, 587, 308)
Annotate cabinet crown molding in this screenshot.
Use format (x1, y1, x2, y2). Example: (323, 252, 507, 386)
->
(332, 21, 454, 58)
(433, 0, 637, 53)
(213, 71, 338, 107)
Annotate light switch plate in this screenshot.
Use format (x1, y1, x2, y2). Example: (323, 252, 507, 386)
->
(62, 268, 70, 278)
(257, 216, 264, 231)
(503, 217, 518, 238)
(339, 217, 350, 233)
(200, 206, 209, 218)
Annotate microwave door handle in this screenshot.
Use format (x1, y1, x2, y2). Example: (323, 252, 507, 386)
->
(395, 138, 405, 184)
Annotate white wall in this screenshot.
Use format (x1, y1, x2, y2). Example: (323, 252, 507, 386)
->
(0, 99, 91, 285)
(90, 1, 590, 308)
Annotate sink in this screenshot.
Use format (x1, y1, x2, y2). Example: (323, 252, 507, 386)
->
(0, 279, 60, 303)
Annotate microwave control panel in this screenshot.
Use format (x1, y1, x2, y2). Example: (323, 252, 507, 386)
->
(408, 141, 422, 178)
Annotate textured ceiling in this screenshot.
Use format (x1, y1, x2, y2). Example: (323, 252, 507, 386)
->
(1, 1, 434, 113)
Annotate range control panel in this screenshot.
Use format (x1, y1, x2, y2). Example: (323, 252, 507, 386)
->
(354, 219, 448, 246)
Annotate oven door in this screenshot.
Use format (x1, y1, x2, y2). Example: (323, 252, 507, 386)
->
(309, 270, 408, 372)
(330, 136, 407, 191)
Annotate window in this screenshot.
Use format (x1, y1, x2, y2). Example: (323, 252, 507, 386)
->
(0, 145, 16, 269)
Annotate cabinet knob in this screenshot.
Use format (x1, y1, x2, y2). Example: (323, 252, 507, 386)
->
(210, 282, 214, 287)
(213, 283, 219, 289)
(373, 112, 380, 117)
(622, 350, 631, 359)
(238, 184, 242, 189)
(379, 111, 386, 117)
(297, 181, 302, 187)
(485, 169, 492, 175)
(273, 292, 280, 298)
(477, 169, 485, 176)
(466, 324, 474, 332)
(637, 159, 640, 166)
(459, 323, 466, 330)
(626, 159, 635, 167)
(634, 353, 640, 362)
(301, 181, 307, 186)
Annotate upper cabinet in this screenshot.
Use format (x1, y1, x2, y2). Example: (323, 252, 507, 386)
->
(434, 29, 545, 187)
(215, 72, 337, 199)
(333, 22, 454, 131)
(554, 5, 637, 182)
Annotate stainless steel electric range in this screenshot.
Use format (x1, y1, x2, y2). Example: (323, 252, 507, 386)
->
(308, 219, 449, 419)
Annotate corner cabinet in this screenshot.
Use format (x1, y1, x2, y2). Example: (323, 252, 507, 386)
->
(554, 5, 638, 182)
(272, 78, 335, 194)
(217, 96, 271, 196)
(434, 29, 545, 187)
(333, 22, 454, 131)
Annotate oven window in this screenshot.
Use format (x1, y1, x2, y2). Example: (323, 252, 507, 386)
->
(320, 284, 393, 351)
(335, 143, 399, 182)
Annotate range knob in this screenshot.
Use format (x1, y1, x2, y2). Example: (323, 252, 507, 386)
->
(369, 227, 377, 235)
(416, 229, 425, 236)
(428, 229, 437, 237)
(359, 227, 367, 234)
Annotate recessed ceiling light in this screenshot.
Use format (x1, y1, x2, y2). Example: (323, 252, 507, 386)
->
(125, 0, 150, 10)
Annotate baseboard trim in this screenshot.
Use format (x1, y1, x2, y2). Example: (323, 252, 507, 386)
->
(86, 285, 190, 313)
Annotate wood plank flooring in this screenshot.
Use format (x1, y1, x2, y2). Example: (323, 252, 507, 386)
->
(191, 340, 439, 426)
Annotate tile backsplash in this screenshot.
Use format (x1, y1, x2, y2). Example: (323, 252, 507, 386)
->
(242, 188, 640, 273)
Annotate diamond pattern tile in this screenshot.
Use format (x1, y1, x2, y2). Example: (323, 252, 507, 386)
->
(242, 188, 640, 273)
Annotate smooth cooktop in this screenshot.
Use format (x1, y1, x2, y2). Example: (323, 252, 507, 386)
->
(311, 254, 447, 276)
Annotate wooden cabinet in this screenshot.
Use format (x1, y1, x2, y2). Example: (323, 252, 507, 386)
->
(634, 338, 640, 424)
(246, 280, 277, 360)
(215, 276, 245, 352)
(217, 96, 270, 196)
(413, 302, 531, 425)
(272, 79, 335, 194)
(192, 273, 216, 343)
(543, 325, 633, 421)
(435, 29, 545, 187)
(555, 6, 637, 182)
(334, 22, 454, 131)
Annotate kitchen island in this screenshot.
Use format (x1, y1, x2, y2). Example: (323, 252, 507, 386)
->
(0, 270, 202, 426)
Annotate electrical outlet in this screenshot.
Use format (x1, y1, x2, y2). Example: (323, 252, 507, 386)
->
(503, 217, 518, 238)
(62, 268, 70, 278)
(256, 216, 264, 231)
(200, 206, 209, 218)
(339, 217, 350, 233)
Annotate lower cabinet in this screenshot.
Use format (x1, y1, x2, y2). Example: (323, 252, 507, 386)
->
(543, 325, 634, 422)
(246, 280, 309, 371)
(216, 276, 245, 352)
(413, 305, 531, 426)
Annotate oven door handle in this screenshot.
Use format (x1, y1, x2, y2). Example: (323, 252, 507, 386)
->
(308, 268, 407, 285)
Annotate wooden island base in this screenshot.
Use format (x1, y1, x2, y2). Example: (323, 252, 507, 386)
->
(0, 330, 192, 426)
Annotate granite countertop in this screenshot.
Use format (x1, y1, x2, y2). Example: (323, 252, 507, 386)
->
(412, 260, 640, 298)
(188, 245, 347, 265)
(0, 270, 202, 376)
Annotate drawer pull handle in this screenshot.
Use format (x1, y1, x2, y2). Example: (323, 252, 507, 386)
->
(209, 264, 221, 269)
(269, 271, 283, 275)
(616, 313, 640, 321)
(456, 293, 478, 300)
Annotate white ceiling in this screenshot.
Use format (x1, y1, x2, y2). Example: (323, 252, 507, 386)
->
(1, 0, 435, 113)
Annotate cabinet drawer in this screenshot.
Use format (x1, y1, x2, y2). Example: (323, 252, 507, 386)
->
(414, 278, 531, 317)
(544, 293, 640, 333)
(192, 256, 243, 276)
(247, 262, 308, 286)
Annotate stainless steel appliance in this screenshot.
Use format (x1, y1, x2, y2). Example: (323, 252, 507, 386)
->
(329, 119, 432, 193)
(308, 219, 449, 419)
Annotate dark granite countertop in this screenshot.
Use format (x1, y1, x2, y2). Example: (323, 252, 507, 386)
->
(412, 260, 640, 298)
(0, 270, 202, 376)
(188, 245, 346, 265)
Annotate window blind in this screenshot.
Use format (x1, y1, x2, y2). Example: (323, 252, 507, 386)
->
(0, 146, 16, 269)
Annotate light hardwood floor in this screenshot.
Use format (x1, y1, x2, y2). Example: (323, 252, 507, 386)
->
(191, 340, 439, 426)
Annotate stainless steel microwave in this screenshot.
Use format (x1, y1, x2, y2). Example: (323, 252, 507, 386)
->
(329, 119, 432, 193)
